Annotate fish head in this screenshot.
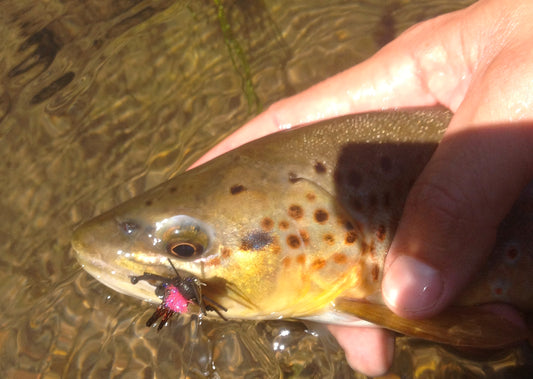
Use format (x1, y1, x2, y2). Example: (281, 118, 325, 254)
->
(72, 150, 370, 319)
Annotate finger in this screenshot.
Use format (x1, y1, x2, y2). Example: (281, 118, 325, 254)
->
(328, 325, 394, 377)
(383, 121, 533, 319)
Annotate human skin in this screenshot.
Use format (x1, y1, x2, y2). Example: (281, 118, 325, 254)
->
(192, 0, 533, 375)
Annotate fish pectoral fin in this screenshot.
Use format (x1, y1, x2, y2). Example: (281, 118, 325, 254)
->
(335, 297, 528, 348)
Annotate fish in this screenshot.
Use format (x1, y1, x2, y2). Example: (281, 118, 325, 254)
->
(72, 107, 533, 348)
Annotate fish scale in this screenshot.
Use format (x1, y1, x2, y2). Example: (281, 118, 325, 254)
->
(72, 107, 533, 347)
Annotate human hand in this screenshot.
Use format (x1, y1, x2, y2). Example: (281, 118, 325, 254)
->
(192, 0, 533, 375)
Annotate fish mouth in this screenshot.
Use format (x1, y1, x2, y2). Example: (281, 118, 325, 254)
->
(74, 247, 161, 304)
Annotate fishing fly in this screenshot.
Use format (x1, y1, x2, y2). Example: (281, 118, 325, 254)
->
(130, 258, 227, 330)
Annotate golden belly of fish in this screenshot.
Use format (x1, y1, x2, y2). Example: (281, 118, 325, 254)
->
(72, 108, 533, 348)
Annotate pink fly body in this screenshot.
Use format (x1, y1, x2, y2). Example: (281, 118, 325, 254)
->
(163, 285, 192, 313)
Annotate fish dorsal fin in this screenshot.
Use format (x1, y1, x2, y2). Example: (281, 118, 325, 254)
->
(335, 298, 529, 348)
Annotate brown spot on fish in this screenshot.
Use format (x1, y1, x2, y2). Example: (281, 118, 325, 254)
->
(371, 264, 380, 282)
(240, 231, 273, 251)
(380, 156, 392, 172)
(169, 186, 177, 193)
(311, 258, 326, 270)
(344, 220, 354, 231)
(221, 247, 231, 259)
(345, 231, 357, 244)
(323, 233, 335, 245)
(333, 253, 347, 264)
(299, 230, 310, 246)
(314, 209, 329, 223)
(145, 199, 153, 206)
(306, 192, 316, 201)
(288, 205, 304, 219)
(296, 254, 306, 265)
(376, 225, 386, 241)
(279, 220, 289, 230)
(287, 235, 301, 249)
(288, 172, 300, 183)
(282, 256, 291, 269)
(230, 184, 246, 195)
(314, 161, 326, 174)
(261, 217, 274, 231)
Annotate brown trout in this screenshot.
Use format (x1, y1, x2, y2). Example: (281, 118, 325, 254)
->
(72, 108, 533, 348)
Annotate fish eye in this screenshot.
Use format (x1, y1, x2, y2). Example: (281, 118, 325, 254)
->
(168, 242, 204, 258)
(156, 215, 212, 260)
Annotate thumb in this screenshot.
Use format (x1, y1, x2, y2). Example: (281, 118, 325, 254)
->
(382, 120, 533, 319)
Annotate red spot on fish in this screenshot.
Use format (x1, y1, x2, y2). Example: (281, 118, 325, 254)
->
(282, 257, 291, 268)
(311, 258, 326, 270)
(296, 254, 306, 265)
(505, 246, 519, 262)
(207, 257, 221, 266)
(306, 193, 316, 201)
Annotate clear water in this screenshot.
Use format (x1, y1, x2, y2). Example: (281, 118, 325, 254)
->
(3, 0, 532, 377)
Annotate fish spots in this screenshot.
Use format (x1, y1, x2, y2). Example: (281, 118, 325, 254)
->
(288, 172, 300, 183)
(230, 184, 246, 195)
(333, 253, 347, 264)
(169, 186, 177, 193)
(206, 257, 221, 267)
(376, 225, 386, 241)
(299, 230, 310, 246)
(314, 209, 329, 224)
(296, 254, 306, 265)
(282, 256, 291, 269)
(371, 264, 380, 282)
(261, 217, 274, 231)
(279, 220, 289, 230)
(221, 247, 232, 259)
(311, 258, 326, 271)
(314, 161, 327, 174)
(490, 279, 509, 298)
(288, 205, 304, 220)
(345, 231, 357, 244)
(287, 234, 301, 249)
(306, 192, 316, 201)
(240, 231, 272, 251)
(145, 199, 153, 206)
(504, 245, 520, 264)
(323, 233, 335, 245)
